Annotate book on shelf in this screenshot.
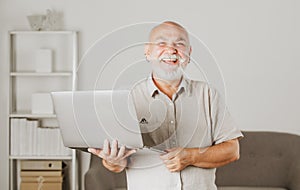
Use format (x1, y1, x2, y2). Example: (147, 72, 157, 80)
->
(32, 120, 37, 155)
(10, 118, 71, 156)
(19, 118, 27, 155)
(10, 118, 19, 155)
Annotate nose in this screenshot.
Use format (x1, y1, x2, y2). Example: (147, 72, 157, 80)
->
(165, 44, 177, 54)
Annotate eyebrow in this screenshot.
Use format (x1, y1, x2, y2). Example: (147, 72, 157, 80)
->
(153, 36, 187, 42)
(176, 37, 187, 42)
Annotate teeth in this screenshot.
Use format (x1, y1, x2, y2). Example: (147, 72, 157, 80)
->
(162, 58, 177, 61)
(160, 55, 178, 62)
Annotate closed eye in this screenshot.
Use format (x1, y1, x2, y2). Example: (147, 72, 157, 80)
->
(156, 41, 167, 46)
(176, 42, 186, 47)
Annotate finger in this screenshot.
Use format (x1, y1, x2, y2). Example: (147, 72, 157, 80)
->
(165, 161, 174, 169)
(165, 162, 178, 172)
(88, 148, 104, 158)
(87, 148, 96, 154)
(103, 139, 110, 155)
(162, 148, 183, 160)
(110, 139, 118, 158)
(163, 159, 172, 165)
(169, 167, 179, 172)
(88, 147, 99, 154)
(122, 149, 137, 159)
(160, 152, 175, 160)
(116, 146, 126, 159)
(165, 148, 176, 153)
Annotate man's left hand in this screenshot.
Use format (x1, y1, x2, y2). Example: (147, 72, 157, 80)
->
(160, 147, 193, 172)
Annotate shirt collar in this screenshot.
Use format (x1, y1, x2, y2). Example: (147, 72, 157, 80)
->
(147, 73, 191, 97)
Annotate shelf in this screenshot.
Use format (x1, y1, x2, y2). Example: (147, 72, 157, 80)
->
(10, 31, 76, 35)
(10, 72, 72, 77)
(8, 30, 78, 190)
(9, 155, 72, 160)
(10, 111, 56, 118)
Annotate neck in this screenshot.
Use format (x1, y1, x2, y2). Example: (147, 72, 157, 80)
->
(152, 74, 182, 99)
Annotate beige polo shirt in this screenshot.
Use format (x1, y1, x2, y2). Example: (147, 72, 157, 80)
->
(126, 76, 243, 190)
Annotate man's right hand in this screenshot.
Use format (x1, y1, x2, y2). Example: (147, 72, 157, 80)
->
(88, 139, 136, 173)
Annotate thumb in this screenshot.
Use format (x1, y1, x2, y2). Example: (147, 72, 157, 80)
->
(123, 149, 137, 158)
(88, 148, 97, 154)
(88, 148, 103, 158)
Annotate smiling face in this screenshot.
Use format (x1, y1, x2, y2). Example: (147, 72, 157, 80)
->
(145, 22, 192, 82)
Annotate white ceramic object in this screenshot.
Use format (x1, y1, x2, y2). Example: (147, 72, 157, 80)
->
(27, 15, 46, 31)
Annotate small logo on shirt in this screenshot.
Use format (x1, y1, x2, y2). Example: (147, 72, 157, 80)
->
(139, 118, 148, 124)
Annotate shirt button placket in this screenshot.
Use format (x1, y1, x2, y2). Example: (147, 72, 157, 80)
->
(168, 101, 177, 147)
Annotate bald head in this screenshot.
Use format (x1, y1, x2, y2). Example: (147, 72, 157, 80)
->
(148, 21, 190, 45)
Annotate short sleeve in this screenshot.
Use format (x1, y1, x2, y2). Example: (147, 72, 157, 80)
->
(209, 87, 243, 144)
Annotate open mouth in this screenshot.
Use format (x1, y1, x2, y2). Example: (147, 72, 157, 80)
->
(161, 58, 178, 64)
(159, 55, 179, 64)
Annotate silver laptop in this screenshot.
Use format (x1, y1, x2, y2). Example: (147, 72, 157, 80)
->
(51, 90, 144, 149)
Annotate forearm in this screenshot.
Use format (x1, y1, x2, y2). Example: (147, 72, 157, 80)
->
(188, 139, 240, 169)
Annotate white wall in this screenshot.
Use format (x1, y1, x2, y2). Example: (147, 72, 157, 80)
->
(1, 0, 299, 189)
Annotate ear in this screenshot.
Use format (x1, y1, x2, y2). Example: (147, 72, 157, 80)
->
(181, 46, 192, 67)
(188, 46, 192, 63)
(144, 43, 151, 62)
(144, 43, 150, 61)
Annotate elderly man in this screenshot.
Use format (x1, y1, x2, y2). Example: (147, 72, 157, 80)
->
(88, 21, 243, 190)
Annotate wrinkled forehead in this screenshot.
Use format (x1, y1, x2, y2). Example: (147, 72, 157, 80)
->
(149, 23, 190, 43)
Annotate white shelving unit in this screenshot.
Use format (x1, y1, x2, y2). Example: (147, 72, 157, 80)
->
(8, 31, 78, 190)
(10, 72, 72, 77)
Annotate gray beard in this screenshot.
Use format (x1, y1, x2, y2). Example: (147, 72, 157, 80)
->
(151, 63, 184, 81)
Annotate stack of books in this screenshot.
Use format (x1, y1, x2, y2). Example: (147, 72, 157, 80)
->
(10, 118, 71, 156)
(20, 160, 64, 190)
